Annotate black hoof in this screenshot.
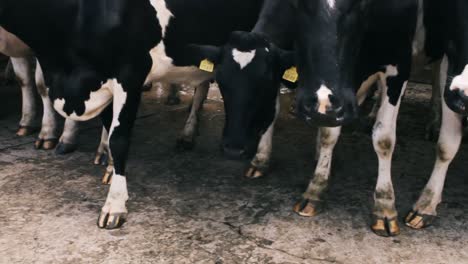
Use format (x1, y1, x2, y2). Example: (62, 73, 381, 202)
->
(405, 210, 436, 229)
(176, 138, 195, 151)
(371, 215, 400, 237)
(293, 199, 324, 217)
(55, 142, 78, 155)
(97, 212, 126, 229)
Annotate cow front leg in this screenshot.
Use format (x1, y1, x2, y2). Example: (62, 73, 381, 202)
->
(406, 58, 463, 229)
(370, 77, 408, 237)
(55, 119, 79, 154)
(98, 80, 140, 229)
(294, 126, 341, 217)
(245, 96, 280, 179)
(11, 57, 38, 136)
(176, 81, 209, 150)
(34, 61, 59, 149)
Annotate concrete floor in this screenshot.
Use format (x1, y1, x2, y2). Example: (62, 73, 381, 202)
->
(0, 81, 467, 264)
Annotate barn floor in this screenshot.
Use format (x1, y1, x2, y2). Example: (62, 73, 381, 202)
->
(0, 80, 467, 264)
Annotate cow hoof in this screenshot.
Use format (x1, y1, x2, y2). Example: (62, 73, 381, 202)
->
(16, 126, 38, 137)
(97, 212, 126, 229)
(55, 142, 77, 155)
(404, 210, 436, 229)
(34, 138, 58, 150)
(165, 96, 181, 106)
(102, 169, 113, 185)
(293, 199, 324, 217)
(371, 216, 400, 237)
(176, 137, 195, 151)
(245, 166, 266, 179)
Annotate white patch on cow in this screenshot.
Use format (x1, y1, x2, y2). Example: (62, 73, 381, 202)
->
(232, 49, 256, 69)
(53, 80, 114, 122)
(412, 0, 426, 55)
(145, 1, 214, 87)
(108, 80, 127, 138)
(99, 173, 128, 226)
(449, 64, 468, 96)
(0, 26, 32, 57)
(327, 0, 336, 9)
(316, 85, 333, 114)
(356, 65, 398, 106)
(150, 0, 173, 37)
(385, 65, 398, 77)
(265, 47, 270, 52)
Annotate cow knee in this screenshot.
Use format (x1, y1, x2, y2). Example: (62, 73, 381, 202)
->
(437, 142, 457, 162)
(373, 134, 394, 158)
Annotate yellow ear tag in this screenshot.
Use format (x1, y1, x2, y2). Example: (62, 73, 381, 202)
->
(282, 66, 299, 83)
(199, 59, 215, 73)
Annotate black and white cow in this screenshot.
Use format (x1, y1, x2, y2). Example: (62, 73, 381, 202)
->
(0, 27, 79, 154)
(0, 0, 269, 229)
(184, 0, 297, 178)
(293, 0, 420, 237)
(405, 0, 468, 229)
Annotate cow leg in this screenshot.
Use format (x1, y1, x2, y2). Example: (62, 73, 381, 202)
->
(425, 59, 442, 141)
(245, 96, 280, 179)
(97, 79, 141, 229)
(370, 78, 408, 237)
(11, 57, 38, 136)
(294, 126, 342, 217)
(176, 81, 209, 150)
(165, 83, 181, 105)
(95, 127, 114, 185)
(406, 58, 463, 229)
(34, 61, 59, 149)
(55, 119, 79, 155)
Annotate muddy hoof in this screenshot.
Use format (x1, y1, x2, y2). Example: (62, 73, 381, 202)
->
(405, 210, 436, 229)
(245, 166, 266, 179)
(35, 138, 58, 150)
(293, 199, 324, 217)
(371, 216, 400, 237)
(102, 169, 113, 185)
(55, 142, 77, 155)
(97, 212, 126, 229)
(176, 137, 195, 151)
(16, 126, 38, 137)
(165, 96, 181, 106)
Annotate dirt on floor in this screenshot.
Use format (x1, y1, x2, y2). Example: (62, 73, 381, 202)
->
(0, 79, 467, 264)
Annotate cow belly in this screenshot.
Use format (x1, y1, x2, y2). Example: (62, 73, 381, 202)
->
(145, 42, 213, 86)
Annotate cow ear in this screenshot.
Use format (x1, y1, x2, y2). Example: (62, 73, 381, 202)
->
(276, 48, 298, 87)
(184, 44, 222, 69)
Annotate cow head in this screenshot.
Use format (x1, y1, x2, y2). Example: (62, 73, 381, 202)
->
(294, 0, 364, 127)
(441, 0, 468, 115)
(187, 31, 295, 159)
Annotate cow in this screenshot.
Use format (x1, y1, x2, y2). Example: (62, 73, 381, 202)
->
(405, 0, 468, 229)
(293, 0, 420, 237)
(0, 27, 79, 154)
(0, 0, 271, 229)
(183, 0, 297, 178)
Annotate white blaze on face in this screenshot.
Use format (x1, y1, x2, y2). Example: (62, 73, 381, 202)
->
(53, 80, 114, 121)
(450, 64, 468, 96)
(316, 85, 333, 114)
(232, 49, 256, 69)
(327, 0, 336, 9)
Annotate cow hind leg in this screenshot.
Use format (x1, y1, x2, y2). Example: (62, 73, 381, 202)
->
(370, 77, 408, 237)
(55, 119, 80, 155)
(294, 126, 341, 217)
(176, 81, 209, 150)
(34, 61, 59, 149)
(425, 59, 442, 141)
(11, 57, 39, 136)
(98, 78, 141, 229)
(406, 59, 463, 229)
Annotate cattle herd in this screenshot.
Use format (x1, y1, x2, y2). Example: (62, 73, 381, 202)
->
(0, 0, 467, 239)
